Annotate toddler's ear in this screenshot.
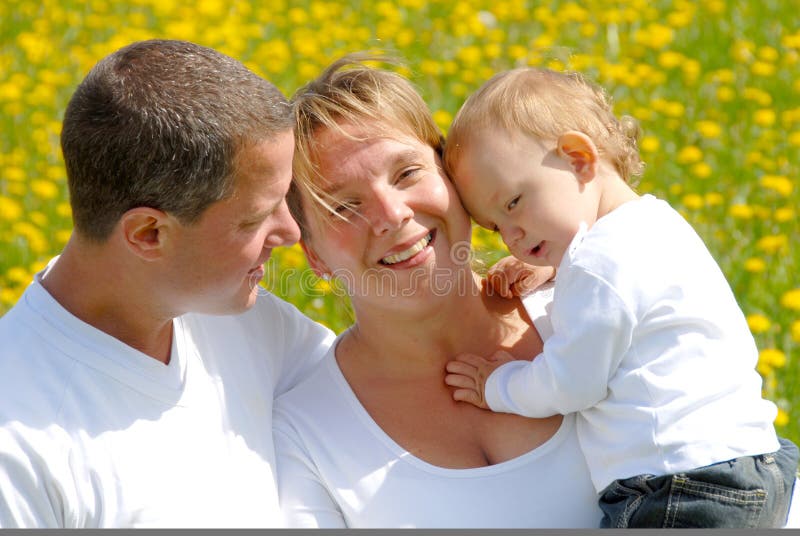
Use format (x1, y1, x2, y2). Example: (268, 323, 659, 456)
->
(557, 131, 599, 182)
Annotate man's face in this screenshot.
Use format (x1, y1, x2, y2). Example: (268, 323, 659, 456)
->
(165, 130, 300, 315)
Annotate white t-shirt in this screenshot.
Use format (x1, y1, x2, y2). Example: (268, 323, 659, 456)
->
(273, 338, 603, 528)
(485, 195, 780, 492)
(0, 262, 334, 527)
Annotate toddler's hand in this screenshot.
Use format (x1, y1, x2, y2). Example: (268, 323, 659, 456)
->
(485, 256, 556, 299)
(444, 350, 515, 409)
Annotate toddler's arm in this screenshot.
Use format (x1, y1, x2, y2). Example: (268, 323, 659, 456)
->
(444, 350, 516, 409)
(485, 256, 556, 299)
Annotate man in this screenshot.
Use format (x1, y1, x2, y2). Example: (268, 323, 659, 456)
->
(0, 40, 333, 527)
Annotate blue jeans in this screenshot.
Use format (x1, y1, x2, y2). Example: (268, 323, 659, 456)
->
(599, 437, 799, 528)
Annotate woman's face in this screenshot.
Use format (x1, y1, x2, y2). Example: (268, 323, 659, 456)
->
(301, 123, 473, 306)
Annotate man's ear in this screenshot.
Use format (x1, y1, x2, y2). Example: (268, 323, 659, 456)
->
(300, 240, 331, 278)
(119, 207, 171, 261)
(556, 131, 599, 182)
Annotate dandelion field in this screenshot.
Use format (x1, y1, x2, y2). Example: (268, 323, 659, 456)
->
(1, 0, 799, 445)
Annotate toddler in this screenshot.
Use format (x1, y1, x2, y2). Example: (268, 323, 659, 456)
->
(442, 67, 798, 528)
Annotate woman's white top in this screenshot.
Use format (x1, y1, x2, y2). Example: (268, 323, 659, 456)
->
(273, 337, 602, 528)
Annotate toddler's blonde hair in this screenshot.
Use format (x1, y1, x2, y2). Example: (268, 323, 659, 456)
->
(444, 68, 644, 183)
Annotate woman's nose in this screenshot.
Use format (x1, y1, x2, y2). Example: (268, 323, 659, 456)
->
(369, 190, 413, 236)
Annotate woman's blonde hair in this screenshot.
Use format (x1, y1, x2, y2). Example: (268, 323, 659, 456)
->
(290, 53, 443, 240)
(444, 68, 644, 183)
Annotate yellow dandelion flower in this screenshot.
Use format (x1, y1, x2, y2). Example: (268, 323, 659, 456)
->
(759, 348, 786, 368)
(0, 287, 23, 308)
(634, 23, 674, 49)
(507, 45, 527, 61)
(30, 179, 59, 200)
(729, 204, 754, 219)
(791, 320, 800, 343)
(56, 202, 72, 219)
(669, 184, 683, 195)
(5, 167, 25, 181)
(691, 162, 712, 179)
(580, 23, 597, 38)
(696, 120, 721, 138)
(457, 46, 482, 66)
(658, 51, 684, 69)
(55, 229, 72, 245)
(743, 87, 772, 106)
(758, 46, 779, 62)
(677, 145, 703, 164)
(704, 192, 723, 206)
(754, 109, 776, 127)
(433, 109, 453, 133)
(743, 257, 766, 273)
(781, 288, 800, 311)
(716, 86, 735, 102)
(0, 196, 22, 221)
(664, 102, 685, 118)
(775, 408, 789, 427)
(756, 360, 772, 378)
(759, 175, 792, 196)
(746, 314, 771, 334)
(745, 151, 763, 165)
(712, 69, 735, 83)
(751, 61, 776, 77)
(775, 207, 795, 222)
(639, 136, 660, 153)
(756, 234, 787, 254)
(681, 193, 703, 210)
(732, 40, 755, 63)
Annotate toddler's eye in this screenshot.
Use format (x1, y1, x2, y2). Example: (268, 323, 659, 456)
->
(507, 195, 521, 211)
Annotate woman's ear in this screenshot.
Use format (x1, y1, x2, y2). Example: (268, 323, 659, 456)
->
(556, 131, 599, 182)
(119, 207, 171, 261)
(300, 240, 331, 278)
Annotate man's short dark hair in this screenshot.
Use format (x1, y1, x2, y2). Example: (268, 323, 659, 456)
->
(61, 39, 292, 241)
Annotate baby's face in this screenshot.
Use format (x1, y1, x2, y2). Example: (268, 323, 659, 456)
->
(450, 126, 599, 268)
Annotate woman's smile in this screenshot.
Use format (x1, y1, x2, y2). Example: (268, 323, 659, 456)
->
(379, 229, 435, 266)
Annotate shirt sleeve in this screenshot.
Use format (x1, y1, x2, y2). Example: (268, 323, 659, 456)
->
(272, 411, 346, 528)
(261, 294, 336, 398)
(485, 267, 636, 417)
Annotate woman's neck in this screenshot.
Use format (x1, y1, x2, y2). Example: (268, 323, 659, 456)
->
(340, 270, 532, 378)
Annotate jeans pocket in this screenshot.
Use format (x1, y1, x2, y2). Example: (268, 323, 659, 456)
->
(663, 474, 767, 528)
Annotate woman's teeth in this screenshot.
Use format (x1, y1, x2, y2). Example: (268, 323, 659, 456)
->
(381, 232, 432, 265)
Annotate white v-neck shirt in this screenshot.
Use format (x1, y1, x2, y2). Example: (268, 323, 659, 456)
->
(0, 260, 334, 527)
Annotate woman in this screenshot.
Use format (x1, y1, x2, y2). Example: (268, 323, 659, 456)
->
(272, 55, 601, 528)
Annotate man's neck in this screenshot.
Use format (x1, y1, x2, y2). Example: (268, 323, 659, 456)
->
(41, 237, 174, 364)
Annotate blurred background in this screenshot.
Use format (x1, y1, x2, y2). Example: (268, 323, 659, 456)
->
(1, 0, 798, 444)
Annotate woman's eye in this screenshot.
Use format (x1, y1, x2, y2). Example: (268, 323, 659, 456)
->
(396, 167, 421, 184)
(333, 202, 357, 217)
(507, 195, 521, 211)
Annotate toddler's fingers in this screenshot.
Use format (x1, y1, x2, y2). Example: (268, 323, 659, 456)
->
(488, 349, 515, 363)
(452, 353, 490, 368)
(486, 271, 512, 298)
(444, 373, 477, 390)
(452, 388, 485, 408)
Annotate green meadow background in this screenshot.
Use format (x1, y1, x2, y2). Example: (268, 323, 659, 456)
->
(1, 0, 799, 445)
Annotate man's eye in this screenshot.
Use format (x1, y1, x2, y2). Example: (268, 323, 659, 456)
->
(507, 195, 521, 211)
